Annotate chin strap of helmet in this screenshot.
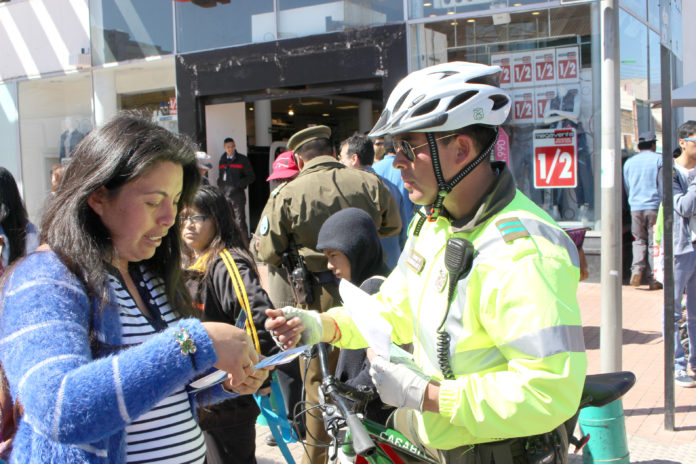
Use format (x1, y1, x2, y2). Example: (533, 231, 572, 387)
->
(426, 128, 500, 221)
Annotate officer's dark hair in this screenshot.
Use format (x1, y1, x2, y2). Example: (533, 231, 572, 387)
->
(637, 140, 656, 151)
(340, 134, 374, 166)
(678, 120, 696, 140)
(383, 134, 396, 155)
(296, 138, 333, 161)
(224, 137, 235, 145)
(36, 111, 200, 318)
(183, 185, 257, 278)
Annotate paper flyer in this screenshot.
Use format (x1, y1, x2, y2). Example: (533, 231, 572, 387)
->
(188, 345, 309, 393)
(338, 279, 392, 359)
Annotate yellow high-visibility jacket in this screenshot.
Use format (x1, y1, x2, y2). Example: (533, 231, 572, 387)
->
(328, 165, 587, 450)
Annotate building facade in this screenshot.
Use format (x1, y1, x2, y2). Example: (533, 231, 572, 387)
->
(0, 0, 687, 244)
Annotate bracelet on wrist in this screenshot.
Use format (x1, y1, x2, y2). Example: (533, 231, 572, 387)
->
(174, 327, 198, 369)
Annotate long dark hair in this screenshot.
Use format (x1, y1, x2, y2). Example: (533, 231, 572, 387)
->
(0, 168, 30, 265)
(183, 185, 257, 276)
(40, 112, 201, 316)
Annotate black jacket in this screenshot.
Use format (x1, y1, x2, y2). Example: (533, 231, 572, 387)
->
(185, 251, 279, 429)
(217, 152, 256, 198)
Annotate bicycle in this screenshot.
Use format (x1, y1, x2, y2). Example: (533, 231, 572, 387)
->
(295, 342, 635, 464)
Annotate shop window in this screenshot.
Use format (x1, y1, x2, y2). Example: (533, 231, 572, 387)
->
(620, 0, 646, 18)
(120, 89, 178, 134)
(619, 9, 649, 155)
(90, 0, 174, 65)
(409, 0, 552, 20)
(175, 0, 274, 52)
(410, 4, 599, 228)
(18, 74, 92, 221)
(277, 0, 402, 39)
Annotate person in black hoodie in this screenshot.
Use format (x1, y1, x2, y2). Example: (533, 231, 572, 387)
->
(316, 207, 394, 424)
(181, 185, 277, 464)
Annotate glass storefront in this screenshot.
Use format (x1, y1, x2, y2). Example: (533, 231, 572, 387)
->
(18, 73, 93, 222)
(0, 82, 20, 182)
(175, 0, 403, 54)
(410, 4, 599, 227)
(90, 0, 174, 65)
(409, 0, 553, 20)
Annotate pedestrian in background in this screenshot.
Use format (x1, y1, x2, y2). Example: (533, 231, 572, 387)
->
(256, 125, 400, 464)
(196, 151, 213, 185)
(667, 120, 696, 388)
(623, 131, 662, 289)
(0, 167, 39, 272)
(253, 151, 305, 444)
(218, 137, 255, 238)
(182, 185, 277, 463)
(372, 135, 414, 248)
(338, 134, 402, 269)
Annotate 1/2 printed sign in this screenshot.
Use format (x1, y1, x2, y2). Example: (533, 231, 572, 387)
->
(556, 46, 580, 83)
(533, 128, 577, 188)
(511, 90, 535, 124)
(534, 51, 556, 84)
(512, 52, 534, 86)
(491, 54, 512, 88)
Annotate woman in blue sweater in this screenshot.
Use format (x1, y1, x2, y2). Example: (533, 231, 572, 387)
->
(0, 113, 267, 463)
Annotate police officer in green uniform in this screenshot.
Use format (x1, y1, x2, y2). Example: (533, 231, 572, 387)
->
(256, 125, 401, 464)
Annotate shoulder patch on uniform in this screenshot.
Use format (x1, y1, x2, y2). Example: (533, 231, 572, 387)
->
(259, 216, 270, 235)
(271, 183, 286, 198)
(495, 217, 530, 243)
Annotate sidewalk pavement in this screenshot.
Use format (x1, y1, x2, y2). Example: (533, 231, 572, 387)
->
(253, 276, 696, 463)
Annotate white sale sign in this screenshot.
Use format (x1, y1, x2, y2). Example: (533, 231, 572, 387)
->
(533, 128, 577, 188)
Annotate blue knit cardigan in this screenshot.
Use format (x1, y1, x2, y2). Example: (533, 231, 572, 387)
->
(0, 251, 235, 463)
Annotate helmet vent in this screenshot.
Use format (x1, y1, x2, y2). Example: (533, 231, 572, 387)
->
(446, 91, 478, 111)
(490, 94, 510, 111)
(412, 99, 440, 117)
(392, 90, 412, 114)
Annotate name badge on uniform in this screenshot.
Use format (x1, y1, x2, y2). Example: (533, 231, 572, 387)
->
(435, 269, 448, 293)
(406, 250, 425, 274)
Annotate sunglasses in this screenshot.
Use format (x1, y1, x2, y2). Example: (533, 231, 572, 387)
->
(683, 138, 696, 142)
(396, 134, 458, 161)
(181, 214, 208, 225)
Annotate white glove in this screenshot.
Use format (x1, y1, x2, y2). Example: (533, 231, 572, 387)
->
(369, 356, 430, 411)
(275, 306, 323, 347)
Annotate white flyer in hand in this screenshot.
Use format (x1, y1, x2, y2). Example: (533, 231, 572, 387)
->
(338, 279, 392, 359)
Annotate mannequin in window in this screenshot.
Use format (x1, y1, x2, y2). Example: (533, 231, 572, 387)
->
(543, 87, 593, 223)
(59, 116, 85, 163)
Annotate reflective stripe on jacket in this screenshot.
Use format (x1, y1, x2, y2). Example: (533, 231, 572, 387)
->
(329, 164, 587, 450)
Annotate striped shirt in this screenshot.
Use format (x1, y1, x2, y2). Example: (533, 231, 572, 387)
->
(107, 266, 206, 464)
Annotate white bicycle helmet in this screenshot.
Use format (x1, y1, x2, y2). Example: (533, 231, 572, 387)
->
(370, 62, 511, 222)
(369, 61, 511, 137)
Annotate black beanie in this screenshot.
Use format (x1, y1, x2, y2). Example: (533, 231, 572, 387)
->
(316, 208, 387, 284)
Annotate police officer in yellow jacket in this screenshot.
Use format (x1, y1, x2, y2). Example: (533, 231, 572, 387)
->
(266, 62, 587, 464)
(257, 124, 401, 464)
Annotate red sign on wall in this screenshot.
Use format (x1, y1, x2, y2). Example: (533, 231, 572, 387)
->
(533, 128, 577, 188)
(512, 53, 534, 86)
(556, 46, 580, 83)
(534, 51, 556, 84)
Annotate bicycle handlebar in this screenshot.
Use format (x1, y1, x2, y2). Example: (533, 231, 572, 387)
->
(316, 342, 376, 457)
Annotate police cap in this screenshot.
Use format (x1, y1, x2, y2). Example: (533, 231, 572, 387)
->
(287, 125, 331, 152)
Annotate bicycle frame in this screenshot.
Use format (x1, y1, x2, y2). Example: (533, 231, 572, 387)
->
(341, 419, 439, 464)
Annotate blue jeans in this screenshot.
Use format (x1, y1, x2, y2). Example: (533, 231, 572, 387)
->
(672, 251, 696, 372)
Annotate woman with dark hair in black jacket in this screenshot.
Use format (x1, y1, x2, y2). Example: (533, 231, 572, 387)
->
(0, 167, 38, 273)
(182, 184, 278, 464)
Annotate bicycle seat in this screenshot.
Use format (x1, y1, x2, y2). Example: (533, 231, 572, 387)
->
(581, 371, 636, 408)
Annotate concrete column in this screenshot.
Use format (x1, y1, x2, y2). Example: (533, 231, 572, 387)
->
(93, 70, 118, 126)
(359, 99, 372, 135)
(254, 99, 272, 146)
(599, 0, 622, 374)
